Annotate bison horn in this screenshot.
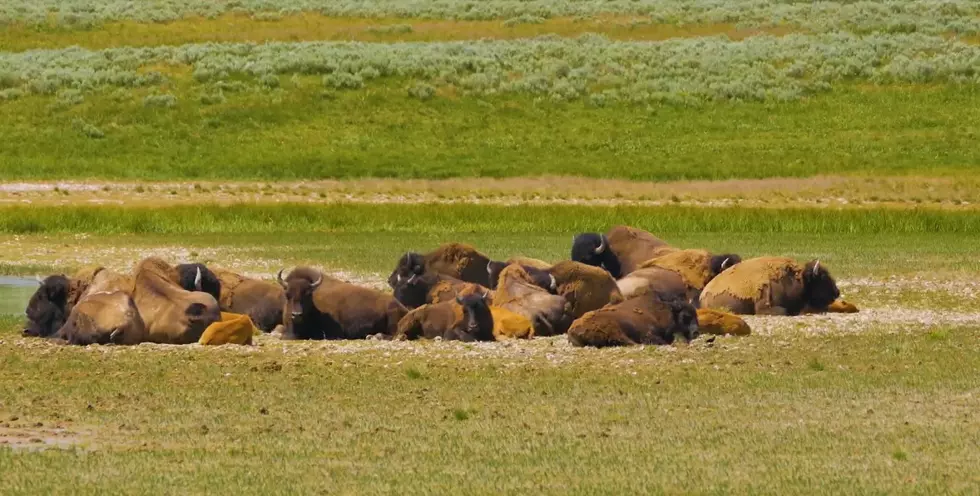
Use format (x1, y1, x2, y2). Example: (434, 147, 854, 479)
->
(549, 274, 557, 292)
(406, 273, 417, 285)
(482, 290, 489, 300)
(486, 261, 493, 275)
(276, 269, 287, 289)
(311, 274, 323, 289)
(35, 274, 44, 285)
(194, 267, 203, 291)
(595, 235, 607, 255)
(721, 257, 731, 270)
(813, 260, 820, 275)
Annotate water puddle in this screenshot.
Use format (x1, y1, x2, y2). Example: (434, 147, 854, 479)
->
(0, 276, 35, 315)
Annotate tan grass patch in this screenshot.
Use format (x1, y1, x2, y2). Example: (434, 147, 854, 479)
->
(0, 13, 799, 52)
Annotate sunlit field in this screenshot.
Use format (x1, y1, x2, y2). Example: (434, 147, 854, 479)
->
(1, 1, 978, 493)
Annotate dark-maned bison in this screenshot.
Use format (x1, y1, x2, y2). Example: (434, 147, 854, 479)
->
(176, 263, 221, 302)
(23, 275, 71, 338)
(493, 264, 571, 336)
(279, 267, 407, 340)
(390, 256, 491, 309)
(547, 261, 624, 320)
(568, 293, 700, 348)
(699, 257, 841, 316)
(394, 292, 494, 342)
(571, 226, 675, 278)
(132, 257, 221, 344)
(388, 243, 492, 288)
(177, 264, 284, 332)
(24, 267, 134, 339)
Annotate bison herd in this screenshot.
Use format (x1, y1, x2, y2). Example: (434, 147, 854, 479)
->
(21, 225, 857, 348)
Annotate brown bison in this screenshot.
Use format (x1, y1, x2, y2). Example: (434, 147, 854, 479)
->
(486, 259, 555, 291)
(571, 226, 675, 278)
(389, 254, 491, 309)
(616, 266, 695, 303)
(639, 249, 742, 291)
(568, 293, 700, 348)
(278, 267, 407, 340)
(547, 261, 624, 320)
(388, 243, 492, 288)
(56, 290, 148, 345)
(394, 292, 494, 342)
(493, 264, 572, 336)
(24, 267, 134, 339)
(699, 257, 841, 316)
(131, 257, 221, 344)
(176, 264, 285, 332)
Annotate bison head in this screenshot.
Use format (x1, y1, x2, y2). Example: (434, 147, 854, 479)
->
(278, 268, 323, 322)
(454, 292, 494, 342)
(176, 263, 222, 302)
(571, 233, 622, 278)
(709, 254, 742, 277)
(663, 296, 699, 344)
(803, 260, 840, 312)
(387, 252, 426, 289)
(486, 261, 508, 290)
(24, 275, 71, 338)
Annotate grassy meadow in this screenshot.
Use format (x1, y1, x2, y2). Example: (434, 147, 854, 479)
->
(2, 1, 980, 493)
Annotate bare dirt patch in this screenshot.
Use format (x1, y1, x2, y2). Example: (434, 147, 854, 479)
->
(1, 176, 977, 209)
(0, 422, 91, 452)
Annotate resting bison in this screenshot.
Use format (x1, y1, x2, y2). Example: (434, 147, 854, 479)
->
(616, 267, 694, 303)
(132, 257, 221, 344)
(390, 254, 491, 309)
(489, 306, 534, 340)
(395, 292, 494, 342)
(24, 267, 134, 339)
(695, 308, 751, 336)
(486, 260, 555, 291)
(176, 263, 220, 301)
(176, 264, 285, 332)
(568, 293, 700, 348)
(639, 249, 742, 291)
(388, 243, 492, 288)
(279, 267, 407, 340)
(571, 226, 674, 278)
(547, 261, 624, 320)
(699, 257, 841, 316)
(56, 291, 147, 345)
(493, 264, 572, 336)
(24, 275, 72, 338)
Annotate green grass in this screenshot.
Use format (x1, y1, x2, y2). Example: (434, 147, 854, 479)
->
(2, 203, 979, 236)
(0, 318, 977, 494)
(1, 84, 978, 181)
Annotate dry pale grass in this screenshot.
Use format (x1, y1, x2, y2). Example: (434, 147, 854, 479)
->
(1, 176, 978, 210)
(0, 13, 797, 51)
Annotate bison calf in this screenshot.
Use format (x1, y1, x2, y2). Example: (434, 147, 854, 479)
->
(395, 292, 494, 342)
